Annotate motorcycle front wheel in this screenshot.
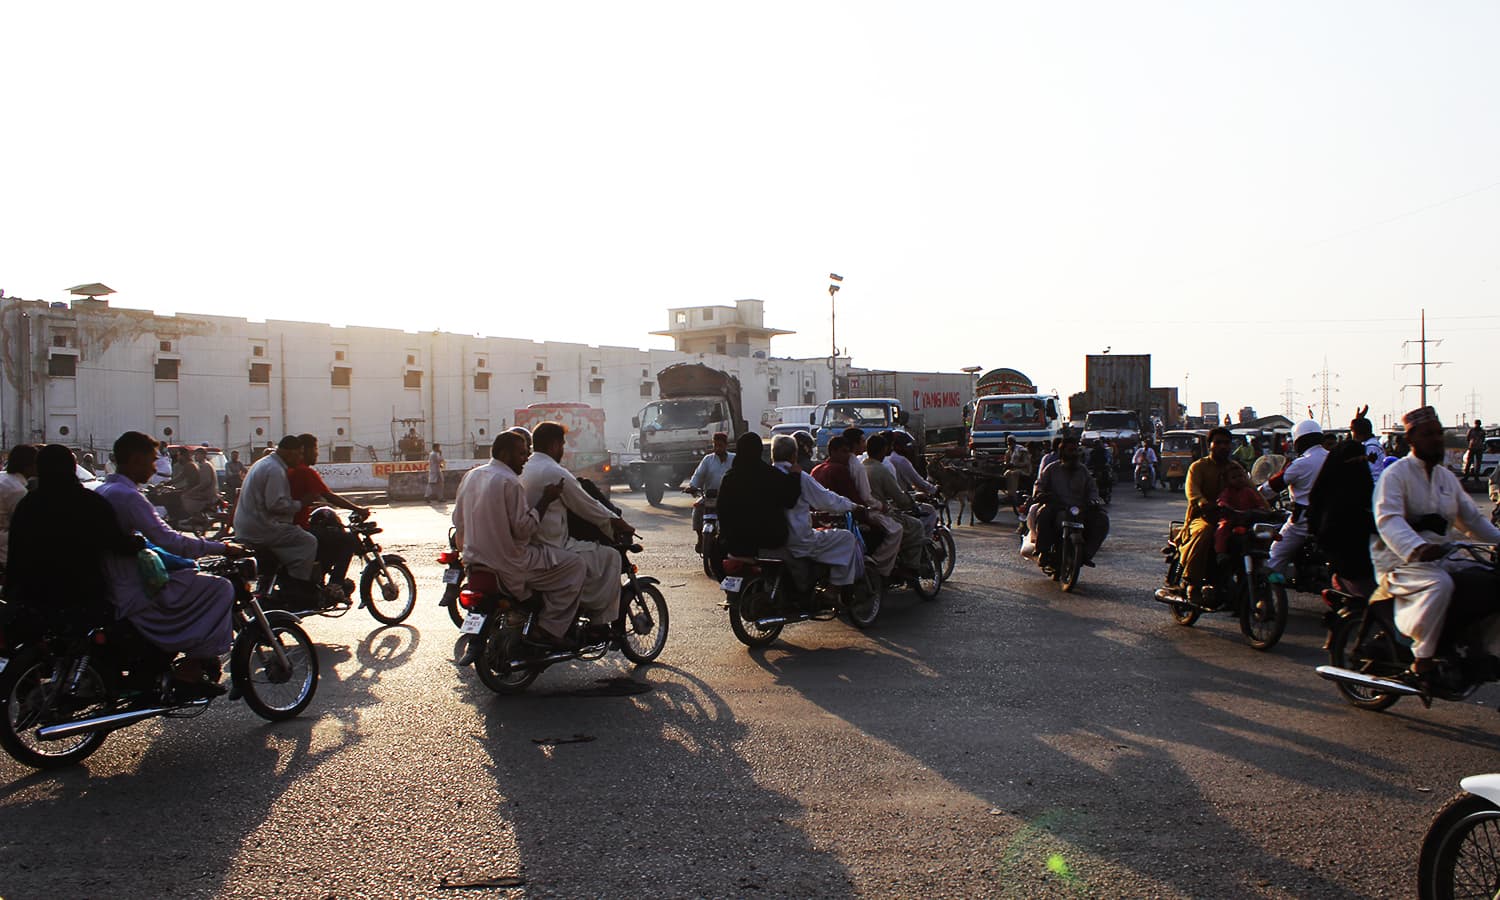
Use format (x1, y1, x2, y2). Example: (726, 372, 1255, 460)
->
(933, 527, 956, 582)
(1238, 569, 1288, 651)
(361, 556, 417, 625)
(1059, 537, 1082, 593)
(728, 578, 782, 648)
(0, 651, 110, 770)
(912, 544, 942, 601)
(1419, 791, 1500, 900)
(475, 619, 540, 694)
(231, 620, 319, 721)
(846, 568, 884, 628)
(619, 583, 669, 664)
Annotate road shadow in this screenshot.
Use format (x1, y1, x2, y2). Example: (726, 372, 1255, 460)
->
(745, 576, 1415, 897)
(468, 662, 855, 897)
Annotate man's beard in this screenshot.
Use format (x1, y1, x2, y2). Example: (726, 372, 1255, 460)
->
(1415, 446, 1445, 466)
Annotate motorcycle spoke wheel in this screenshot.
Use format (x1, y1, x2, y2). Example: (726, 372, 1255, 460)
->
(1420, 793, 1500, 900)
(475, 621, 539, 693)
(1059, 539, 1081, 592)
(361, 557, 417, 624)
(935, 528, 956, 582)
(0, 655, 109, 769)
(728, 579, 782, 647)
(846, 569, 883, 628)
(619, 584, 669, 664)
(1328, 613, 1403, 711)
(912, 545, 942, 601)
(231, 622, 319, 721)
(1239, 574, 1288, 651)
(1169, 600, 1201, 626)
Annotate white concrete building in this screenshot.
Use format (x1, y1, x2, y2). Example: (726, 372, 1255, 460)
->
(0, 295, 847, 460)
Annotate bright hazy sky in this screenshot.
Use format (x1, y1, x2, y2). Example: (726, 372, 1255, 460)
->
(5, 2, 1498, 429)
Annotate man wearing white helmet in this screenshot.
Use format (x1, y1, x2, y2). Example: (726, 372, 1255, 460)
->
(1262, 418, 1330, 577)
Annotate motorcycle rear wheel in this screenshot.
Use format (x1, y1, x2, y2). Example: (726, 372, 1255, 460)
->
(231, 620, 318, 720)
(1238, 570, 1288, 651)
(846, 569, 884, 628)
(1418, 791, 1500, 900)
(0, 651, 109, 770)
(475, 620, 540, 694)
(1327, 613, 1402, 711)
(619, 583, 669, 664)
(728, 578, 782, 648)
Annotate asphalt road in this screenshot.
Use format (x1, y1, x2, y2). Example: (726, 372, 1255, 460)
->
(4, 486, 1500, 899)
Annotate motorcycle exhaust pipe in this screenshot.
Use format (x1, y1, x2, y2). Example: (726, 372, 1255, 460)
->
(37, 699, 212, 741)
(1152, 587, 1193, 606)
(505, 650, 578, 670)
(1314, 665, 1424, 696)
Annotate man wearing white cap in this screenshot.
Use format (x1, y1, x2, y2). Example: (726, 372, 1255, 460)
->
(1373, 406, 1500, 684)
(1263, 418, 1330, 577)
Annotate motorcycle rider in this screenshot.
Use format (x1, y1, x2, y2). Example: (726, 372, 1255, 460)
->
(98, 431, 246, 696)
(290, 434, 370, 597)
(828, 430, 904, 577)
(0, 443, 38, 572)
(770, 434, 867, 592)
(863, 434, 930, 569)
(232, 434, 322, 609)
(180, 447, 220, 518)
(1086, 440, 1112, 498)
(886, 433, 939, 537)
(717, 432, 801, 560)
(1173, 427, 1240, 599)
(793, 430, 817, 470)
(1031, 435, 1108, 568)
(1372, 406, 1500, 688)
(1131, 443, 1159, 488)
(520, 421, 635, 641)
(1349, 406, 1385, 479)
(452, 431, 583, 650)
(1231, 436, 1257, 472)
(1263, 419, 1330, 578)
(686, 431, 734, 549)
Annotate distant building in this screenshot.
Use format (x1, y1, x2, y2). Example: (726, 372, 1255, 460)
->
(1200, 401, 1220, 422)
(649, 299, 793, 359)
(1238, 406, 1256, 424)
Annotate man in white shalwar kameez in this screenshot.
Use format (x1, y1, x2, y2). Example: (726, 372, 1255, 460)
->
(770, 435, 865, 587)
(837, 429, 902, 577)
(1372, 406, 1500, 680)
(520, 422, 634, 635)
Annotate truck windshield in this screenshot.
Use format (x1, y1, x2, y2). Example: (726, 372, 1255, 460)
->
(974, 399, 1043, 428)
(642, 400, 722, 430)
(822, 405, 891, 428)
(1085, 412, 1140, 431)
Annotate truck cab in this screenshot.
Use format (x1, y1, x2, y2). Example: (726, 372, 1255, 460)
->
(967, 394, 1061, 459)
(1081, 409, 1143, 474)
(814, 398, 909, 457)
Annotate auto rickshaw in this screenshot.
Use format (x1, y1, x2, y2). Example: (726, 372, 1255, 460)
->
(1158, 429, 1206, 493)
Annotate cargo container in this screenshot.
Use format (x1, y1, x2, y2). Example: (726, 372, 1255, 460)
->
(1085, 354, 1151, 415)
(514, 403, 609, 484)
(844, 370, 973, 447)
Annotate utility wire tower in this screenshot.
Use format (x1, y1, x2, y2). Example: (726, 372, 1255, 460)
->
(1311, 357, 1338, 426)
(1397, 308, 1447, 407)
(1280, 379, 1299, 419)
(1465, 388, 1481, 425)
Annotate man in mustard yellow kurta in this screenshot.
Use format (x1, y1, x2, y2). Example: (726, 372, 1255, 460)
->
(1176, 427, 1240, 591)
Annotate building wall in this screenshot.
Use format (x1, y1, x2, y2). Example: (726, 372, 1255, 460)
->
(0, 298, 856, 459)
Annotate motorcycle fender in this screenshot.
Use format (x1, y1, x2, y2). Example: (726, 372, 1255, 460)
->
(263, 609, 304, 627)
(633, 576, 661, 589)
(1460, 774, 1500, 805)
(376, 553, 406, 566)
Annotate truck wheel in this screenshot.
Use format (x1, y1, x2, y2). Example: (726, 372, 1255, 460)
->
(972, 490, 1000, 524)
(644, 481, 665, 506)
(627, 472, 645, 492)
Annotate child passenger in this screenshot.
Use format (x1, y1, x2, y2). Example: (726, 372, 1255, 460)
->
(1214, 463, 1268, 559)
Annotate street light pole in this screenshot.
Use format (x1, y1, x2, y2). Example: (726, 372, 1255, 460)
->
(828, 273, 843, 399)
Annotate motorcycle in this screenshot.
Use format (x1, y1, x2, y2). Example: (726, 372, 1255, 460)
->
(1153, 510, 1289, 650)
(0, 556, 318, 769)
(145, 483, 230, 539)
(1134, 463, 1153, 497)
(438, 526, 466, 627)
(1417, 774, 1500, 900)
(257, 509, 416, 624)
(685, 487, 724, 580)
(1317, 542, 1499, 711)
(456, 541, 668, 694)
(928, 491, 958, 582)
(1027, 504, 1089, 592)
(719, 512, 883, 648)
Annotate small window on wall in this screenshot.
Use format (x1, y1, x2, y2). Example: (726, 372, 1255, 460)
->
(404, 370, 423, 389)
(334, 349, 346, 361)
(474, 372, 491, 391)
(533, 375, 549, 393)
(640, 382, 654, 398)
(155, 358, 180, 380)
(249, 363, 271, 384)
(331, 367, 352, 387)
(48, 355, 77, 377)
(702, 307, 714, 321)
(589, 379, 603, 395)
(252, 344, 265, 357)
(768, 389, 779, 403)
(331, 446, 353, 463)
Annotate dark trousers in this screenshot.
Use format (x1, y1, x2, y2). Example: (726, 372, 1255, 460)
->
(1035, 504, 1109, 563)
(315, 530, 360, 585)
